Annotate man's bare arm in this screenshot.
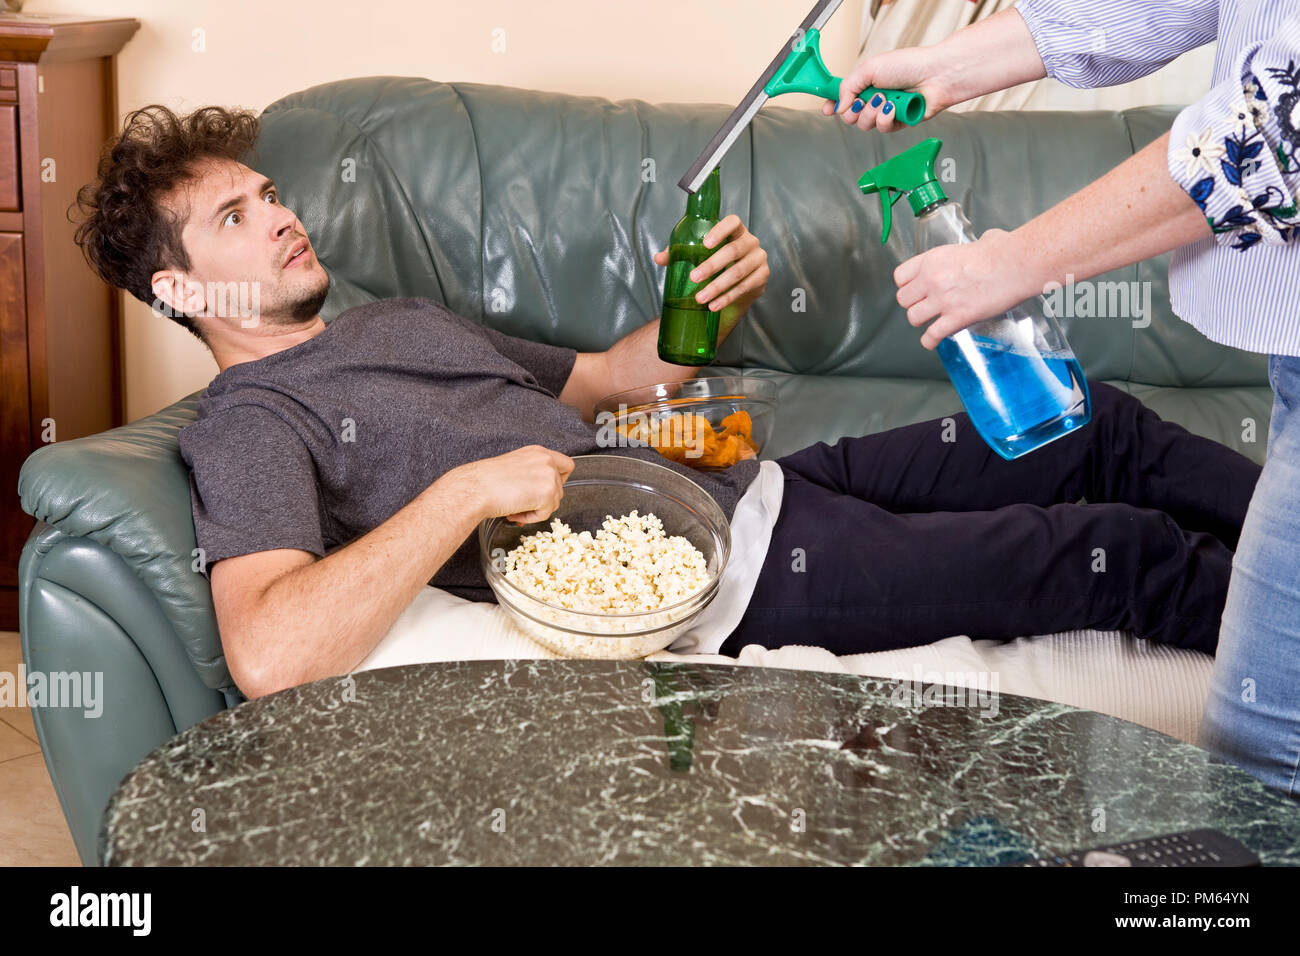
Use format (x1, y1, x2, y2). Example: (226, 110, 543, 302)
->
(212, 445, 573, 698)
(556, 322, 711, 424)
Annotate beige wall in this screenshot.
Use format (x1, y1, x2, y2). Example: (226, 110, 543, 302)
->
(27, 0, 864, 420)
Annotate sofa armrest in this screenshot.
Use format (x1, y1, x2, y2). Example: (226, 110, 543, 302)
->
(19, 523, 228, 866)
(17, 392, 237, 694)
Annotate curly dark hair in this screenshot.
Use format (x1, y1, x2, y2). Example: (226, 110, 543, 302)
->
(73, 105, 261, 342)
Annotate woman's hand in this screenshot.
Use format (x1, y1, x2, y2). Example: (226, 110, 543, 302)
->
(895, 228, 1045, 349)
(822, 45, 956, 133)
(652, 213, 769, 317)
(823, 9, 1047, 133)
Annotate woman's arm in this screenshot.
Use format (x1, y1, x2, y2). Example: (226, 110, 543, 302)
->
(1015, 0, 1219, 89)
(896, 9, 1300, 349)
(832, 1, 1219, 132)
(896, 131, 1210, 348)
(831, 8, 1048, 131)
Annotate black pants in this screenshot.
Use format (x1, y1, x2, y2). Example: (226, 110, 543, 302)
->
(719, 382, 1261, 657)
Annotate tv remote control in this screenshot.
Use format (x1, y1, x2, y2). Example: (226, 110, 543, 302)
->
(1007, 828, 1259, 867)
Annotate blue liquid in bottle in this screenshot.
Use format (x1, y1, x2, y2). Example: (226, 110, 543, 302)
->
(937, 330, 1091, 460)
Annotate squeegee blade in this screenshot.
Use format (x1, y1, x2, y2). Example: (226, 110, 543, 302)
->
(677, 0, 845, 193)
(679, 95, 767, 194)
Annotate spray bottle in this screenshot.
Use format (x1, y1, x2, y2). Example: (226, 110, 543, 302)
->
(859, 138, 1091, 459)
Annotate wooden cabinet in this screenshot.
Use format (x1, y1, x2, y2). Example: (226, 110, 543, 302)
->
(0, 13, 138, 630)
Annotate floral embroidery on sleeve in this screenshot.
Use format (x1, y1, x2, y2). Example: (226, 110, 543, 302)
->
(1172, 63, 1300, 251)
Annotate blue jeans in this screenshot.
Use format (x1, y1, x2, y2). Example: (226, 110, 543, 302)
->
(1199, 354, 1300, 799)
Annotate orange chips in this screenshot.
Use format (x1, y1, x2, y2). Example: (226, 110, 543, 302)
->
(617, 408, 758, 468)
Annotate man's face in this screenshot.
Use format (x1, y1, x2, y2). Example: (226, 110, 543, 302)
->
(161, 158, 329, 329)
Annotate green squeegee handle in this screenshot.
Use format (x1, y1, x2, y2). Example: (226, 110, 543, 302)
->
(763, 28, 926, 127)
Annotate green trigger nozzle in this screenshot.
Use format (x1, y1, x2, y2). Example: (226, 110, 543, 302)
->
(858, 137, 948, 244)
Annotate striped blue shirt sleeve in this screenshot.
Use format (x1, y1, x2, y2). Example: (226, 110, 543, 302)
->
(1167, 14, 1300, 250)
(1014, 0, 1219, 88)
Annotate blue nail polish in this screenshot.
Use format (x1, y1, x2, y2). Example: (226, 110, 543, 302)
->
(870, 93, 883, 108)
(850, 100, 864, 114)
(882, 101, 893, 115)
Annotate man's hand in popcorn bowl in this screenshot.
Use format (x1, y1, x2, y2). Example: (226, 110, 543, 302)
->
(450, 445, 576, 526)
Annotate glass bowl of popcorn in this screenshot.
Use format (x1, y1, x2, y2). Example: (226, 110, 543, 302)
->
(593, 375, 779, 470)
(478, 455, 731, 659)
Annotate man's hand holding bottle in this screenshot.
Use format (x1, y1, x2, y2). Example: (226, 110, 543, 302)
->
(651, 213, 769, 319)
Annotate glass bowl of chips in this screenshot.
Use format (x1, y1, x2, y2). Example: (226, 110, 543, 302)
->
(593, 375, 779, 470)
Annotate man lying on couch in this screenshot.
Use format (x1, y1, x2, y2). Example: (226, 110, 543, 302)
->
(73, 105, 1261, 699)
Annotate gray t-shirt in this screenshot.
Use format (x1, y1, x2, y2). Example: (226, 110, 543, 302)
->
(178, 297, 760, 601)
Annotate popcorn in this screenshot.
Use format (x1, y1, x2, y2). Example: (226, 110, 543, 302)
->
(500, 510, 713, 659)
(504, 510, 708, 613)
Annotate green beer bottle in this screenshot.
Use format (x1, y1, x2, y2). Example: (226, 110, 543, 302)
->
(658, 166, 726, 365)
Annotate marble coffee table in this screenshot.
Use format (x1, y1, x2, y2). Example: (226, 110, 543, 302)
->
(99, 660, 1300, 865)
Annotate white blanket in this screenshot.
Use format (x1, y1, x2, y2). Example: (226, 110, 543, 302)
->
(358, 585, 1215, 745)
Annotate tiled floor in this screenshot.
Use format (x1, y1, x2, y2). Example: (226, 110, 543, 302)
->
(0, 630, 82, 866)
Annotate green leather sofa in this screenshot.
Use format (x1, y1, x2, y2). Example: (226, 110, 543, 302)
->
(16, 77, 1270, 865)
